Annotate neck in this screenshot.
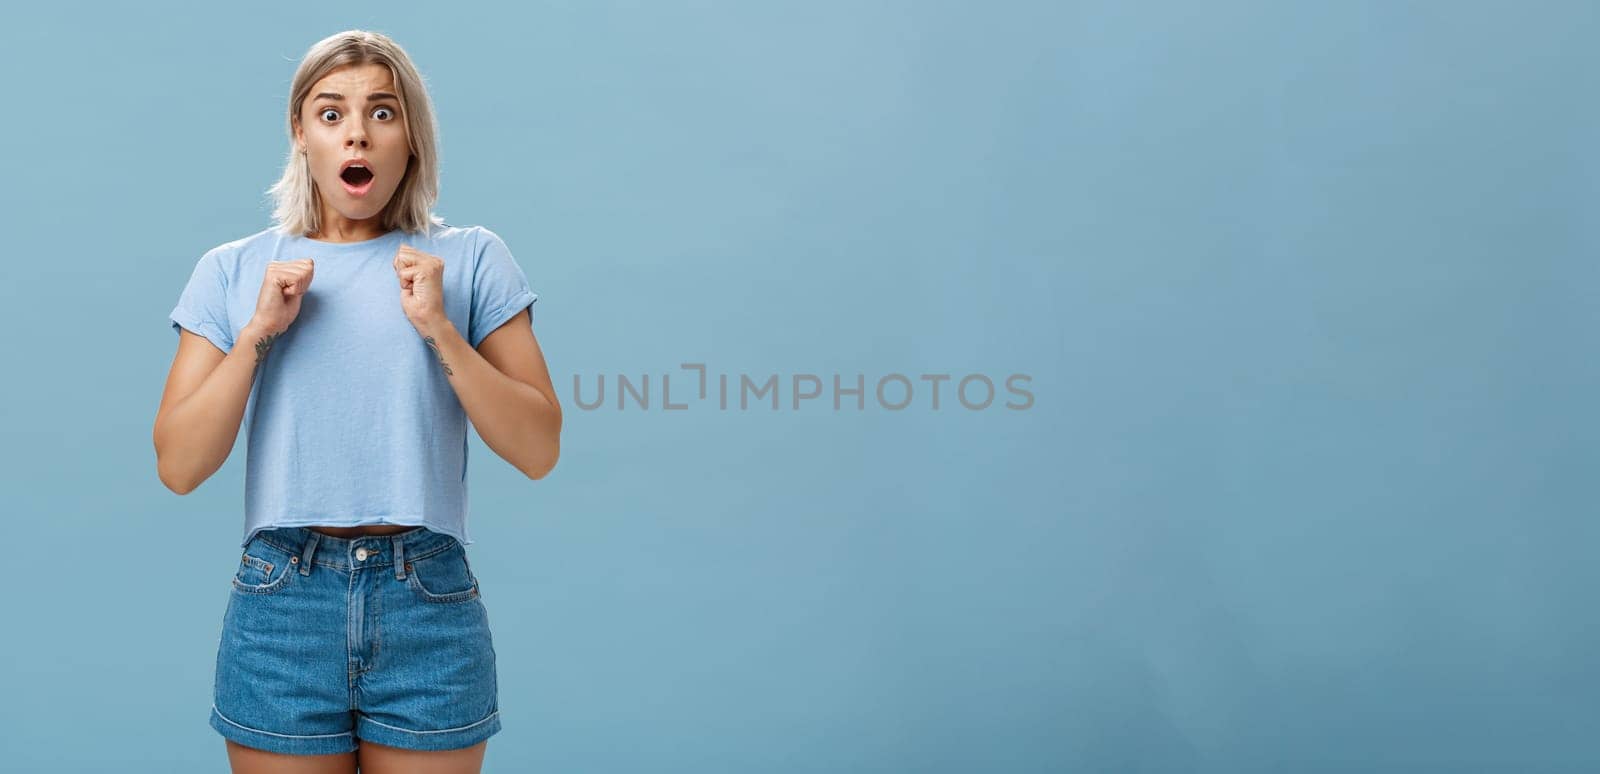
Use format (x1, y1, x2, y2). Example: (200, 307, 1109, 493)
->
(311, 208, 387, 243)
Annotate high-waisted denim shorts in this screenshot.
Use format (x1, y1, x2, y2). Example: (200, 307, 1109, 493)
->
(209, 526, 500, 755)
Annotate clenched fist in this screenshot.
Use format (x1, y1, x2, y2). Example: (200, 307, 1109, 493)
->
(394, 244, 446, 330)
(250, 258, 315, 336)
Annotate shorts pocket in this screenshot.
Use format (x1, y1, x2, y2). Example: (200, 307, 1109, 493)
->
(232, 540, 297, 595)
(405, 543, 480, 604)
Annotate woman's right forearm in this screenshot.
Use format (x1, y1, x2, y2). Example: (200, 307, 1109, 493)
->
(155, 323, 279, 493)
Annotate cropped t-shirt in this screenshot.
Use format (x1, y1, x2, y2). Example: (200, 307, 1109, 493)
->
(168, 223, 538, 547)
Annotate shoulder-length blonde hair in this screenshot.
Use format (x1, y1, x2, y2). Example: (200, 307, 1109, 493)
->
(270, 30, 444, 236)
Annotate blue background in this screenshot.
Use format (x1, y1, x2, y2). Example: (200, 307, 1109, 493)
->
(1, 1, 1595, 771)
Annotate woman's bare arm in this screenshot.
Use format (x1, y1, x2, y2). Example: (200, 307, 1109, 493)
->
(152, 323, 277, 494)
(413, 308, 562, 479)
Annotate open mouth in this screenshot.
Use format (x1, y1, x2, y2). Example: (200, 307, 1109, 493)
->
(339, 165, 375, 195)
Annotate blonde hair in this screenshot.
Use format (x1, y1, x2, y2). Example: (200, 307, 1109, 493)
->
(269, 30, 444, 236)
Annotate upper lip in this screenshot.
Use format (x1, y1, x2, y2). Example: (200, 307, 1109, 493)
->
(339, 158, 374, 174)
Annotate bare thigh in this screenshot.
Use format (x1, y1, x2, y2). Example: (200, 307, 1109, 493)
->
(225, 740, 357, 774)
(357, 739, 488, 774)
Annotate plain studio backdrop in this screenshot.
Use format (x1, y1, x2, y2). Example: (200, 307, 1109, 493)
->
(0, 1, 1594, 772)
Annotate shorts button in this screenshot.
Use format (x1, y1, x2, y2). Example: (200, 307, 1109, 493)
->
(355, 548, 369, 561)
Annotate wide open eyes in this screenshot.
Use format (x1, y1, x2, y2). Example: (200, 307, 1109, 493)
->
(318, 106, 397, 123)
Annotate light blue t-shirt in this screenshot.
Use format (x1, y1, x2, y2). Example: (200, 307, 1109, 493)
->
(168, 223, 538, 547)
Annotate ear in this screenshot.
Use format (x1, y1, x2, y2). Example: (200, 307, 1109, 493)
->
(292, 118, 305, 153)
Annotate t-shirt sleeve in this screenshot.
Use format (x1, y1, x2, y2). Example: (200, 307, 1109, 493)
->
(468, 227, 539, 349)
(169, 248, 235, 353)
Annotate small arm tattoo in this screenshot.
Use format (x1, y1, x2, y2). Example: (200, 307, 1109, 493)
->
(252, 332, 280, 369)
(423, 336, 453, 375)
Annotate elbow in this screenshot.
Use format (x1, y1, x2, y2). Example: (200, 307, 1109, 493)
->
(518, 440, 560, 480)
(152, 415, 220, 495)
(153, 424, 193, 494)
(517, 402, 562, 480)
(155, 451, 201, 495)
(520, 456, 558, 481)
(159, 467, 198, 495)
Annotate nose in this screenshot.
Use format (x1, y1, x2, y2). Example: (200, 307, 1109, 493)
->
(344, 118, 369, 149)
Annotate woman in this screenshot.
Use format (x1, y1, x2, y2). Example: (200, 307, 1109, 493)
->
(152, 30, 561, 774)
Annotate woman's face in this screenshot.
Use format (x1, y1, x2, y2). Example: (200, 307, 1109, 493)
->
(293, 63, 411, 225)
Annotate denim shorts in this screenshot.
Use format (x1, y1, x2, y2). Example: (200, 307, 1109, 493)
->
(209, 526, 500, 755)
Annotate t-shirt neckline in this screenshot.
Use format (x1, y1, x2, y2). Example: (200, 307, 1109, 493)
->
(295, 229, 404, 250)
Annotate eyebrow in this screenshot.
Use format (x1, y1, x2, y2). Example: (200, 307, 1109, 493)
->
(313, 92, 400, 102)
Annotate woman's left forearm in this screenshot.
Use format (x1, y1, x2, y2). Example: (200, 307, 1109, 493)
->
(415, 319, 561, 478)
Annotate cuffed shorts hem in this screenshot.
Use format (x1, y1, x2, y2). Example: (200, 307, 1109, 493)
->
(355, 709, 502, 752)
(209, 705, 358, 756)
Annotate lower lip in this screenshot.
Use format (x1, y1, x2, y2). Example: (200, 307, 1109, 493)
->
(341, 176, 375, 197)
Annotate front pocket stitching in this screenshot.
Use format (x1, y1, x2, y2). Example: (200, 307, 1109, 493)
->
(405, 564, 479, 603)
(232, 553, 296, 595)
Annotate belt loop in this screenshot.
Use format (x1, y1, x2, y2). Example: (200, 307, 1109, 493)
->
(393, 534, 406, 581)
(299, 532, 320, 576)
